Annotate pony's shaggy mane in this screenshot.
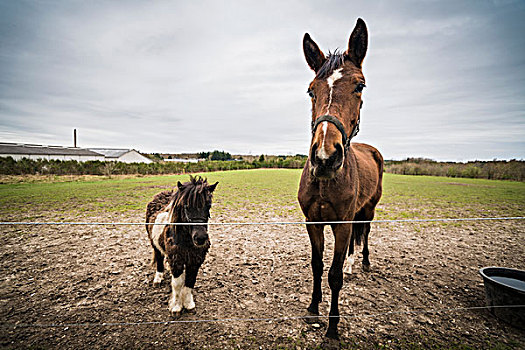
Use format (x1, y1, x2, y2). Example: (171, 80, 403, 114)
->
(172, 175, 211, 209)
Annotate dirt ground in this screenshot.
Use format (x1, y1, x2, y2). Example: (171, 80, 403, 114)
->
(1, 208, 524, 349)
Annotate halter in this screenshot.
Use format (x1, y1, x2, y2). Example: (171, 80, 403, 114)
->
(310, 101, 362, 150)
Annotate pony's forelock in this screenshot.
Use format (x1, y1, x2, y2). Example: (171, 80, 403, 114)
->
(173, 175, 210, 209)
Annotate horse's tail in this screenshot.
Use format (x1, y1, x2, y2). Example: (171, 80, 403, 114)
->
(352, 222, 365, 248)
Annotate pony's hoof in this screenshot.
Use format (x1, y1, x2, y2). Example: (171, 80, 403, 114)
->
(153, 272, 163, 286)
(170, 309, 182, 318)
(185, 307, 196, 314)
(362, 263, 371, 272)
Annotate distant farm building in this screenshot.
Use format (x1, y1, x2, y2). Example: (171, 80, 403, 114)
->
(0, 142, 105, 162)
(164, 158, 200, 163)
(0, 143, 152, 163)
(88, 148, 153, 164)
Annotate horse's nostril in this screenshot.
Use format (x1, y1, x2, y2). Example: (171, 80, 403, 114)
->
(310, 144, 319, 165)
(324, 143, 343, 167)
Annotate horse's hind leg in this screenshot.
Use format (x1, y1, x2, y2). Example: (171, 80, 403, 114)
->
(361, 222, 371, 271)
(152, 247, 164, 286)
(350, 207, 374, 272)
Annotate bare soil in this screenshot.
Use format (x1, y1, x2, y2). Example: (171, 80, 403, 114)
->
(1, 210, 524, 349)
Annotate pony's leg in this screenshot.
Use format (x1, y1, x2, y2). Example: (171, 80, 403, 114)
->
(306, 224, 324, 317)
(152, 247, 164, 286)
(182, 264, 201, 312)
(361, 223, 371, 271)
(326, 223, 352, 340)
(343, 233, 355, 275)
(168, 270, 185, 316)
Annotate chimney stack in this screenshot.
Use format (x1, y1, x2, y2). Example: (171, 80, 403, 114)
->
(74, 129, 77, 148)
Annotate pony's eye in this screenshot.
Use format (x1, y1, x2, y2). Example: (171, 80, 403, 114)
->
(354, 83, 366, 93)
(307, 89, 315, 99)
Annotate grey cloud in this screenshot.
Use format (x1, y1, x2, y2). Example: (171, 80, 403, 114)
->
(0, 0, 523, 160)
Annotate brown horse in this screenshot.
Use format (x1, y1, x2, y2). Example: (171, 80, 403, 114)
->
(297, 18, 383, 339)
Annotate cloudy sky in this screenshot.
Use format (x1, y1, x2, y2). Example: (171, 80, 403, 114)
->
(1, 0, 524, 161)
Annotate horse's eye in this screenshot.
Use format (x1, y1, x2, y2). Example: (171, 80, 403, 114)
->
(307, 89, 315, 99)
(354, 83, 366, 93)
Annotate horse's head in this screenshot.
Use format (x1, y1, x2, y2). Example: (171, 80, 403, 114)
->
(173, 176, 219, 247)
(303, 18, 368, 179)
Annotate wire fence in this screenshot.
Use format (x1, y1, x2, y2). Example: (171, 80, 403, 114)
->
(1, 216, 524, 226)
(2, 216, 524, 331)
(3, 305, 524, 329)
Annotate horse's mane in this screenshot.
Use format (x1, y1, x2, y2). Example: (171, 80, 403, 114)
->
(316, 50, 345, 79)
(172, 175, 210, 209)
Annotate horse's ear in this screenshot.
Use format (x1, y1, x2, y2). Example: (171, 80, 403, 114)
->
(303, 33, 326, 73)
(345, 18, 368, 68)
(177, 181, 183, 189)
(208, 181, 219, 193)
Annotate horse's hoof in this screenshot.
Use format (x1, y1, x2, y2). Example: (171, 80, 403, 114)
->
(362, 263, 371, 272)
(307, 304, 319, 315)
(325, 328, 339, 340)
(304, 311, 324, 325)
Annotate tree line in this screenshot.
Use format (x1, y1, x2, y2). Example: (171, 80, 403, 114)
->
(384, 158, 524, 181)
(0, 156, 307, 176)
(1, 156, 523, 181)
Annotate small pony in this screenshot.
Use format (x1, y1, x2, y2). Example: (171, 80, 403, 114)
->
(145, 176, 218, 316)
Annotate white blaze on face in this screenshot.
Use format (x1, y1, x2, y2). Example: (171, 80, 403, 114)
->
(317, 122, 330, 160)
(317, 67, 344, 160)
(326, 68, 343, 115)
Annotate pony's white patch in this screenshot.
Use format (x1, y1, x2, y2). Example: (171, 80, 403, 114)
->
(169, 272, 185, 314)
(152, 211, 170, 255)
(344, 254, 355, 275)
(317, 122, 330, 160)
(326, 68, 343, 115)
(153, 271, 163, 285)
(181, 286, 195, 310)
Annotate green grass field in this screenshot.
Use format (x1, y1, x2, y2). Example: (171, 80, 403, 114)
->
(1, 169, 523, 222)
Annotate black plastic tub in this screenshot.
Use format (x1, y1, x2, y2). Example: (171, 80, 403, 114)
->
(479, 267, 525, 329)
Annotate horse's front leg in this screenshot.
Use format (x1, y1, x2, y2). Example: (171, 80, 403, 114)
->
(181, 264, 201, 313)
(326, 223, 352, 339)
(169, 268, 185, 317)
(306, 224, 325, 318)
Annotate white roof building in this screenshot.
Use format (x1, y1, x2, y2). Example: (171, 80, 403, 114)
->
(0, 142, 105, 162)
(0, 143, 153, 164)
(88, 148, 153, 164)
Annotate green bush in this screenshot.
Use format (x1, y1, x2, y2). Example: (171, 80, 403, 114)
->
(0, 156, 307, 176)
(385, 158, 524, 181)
